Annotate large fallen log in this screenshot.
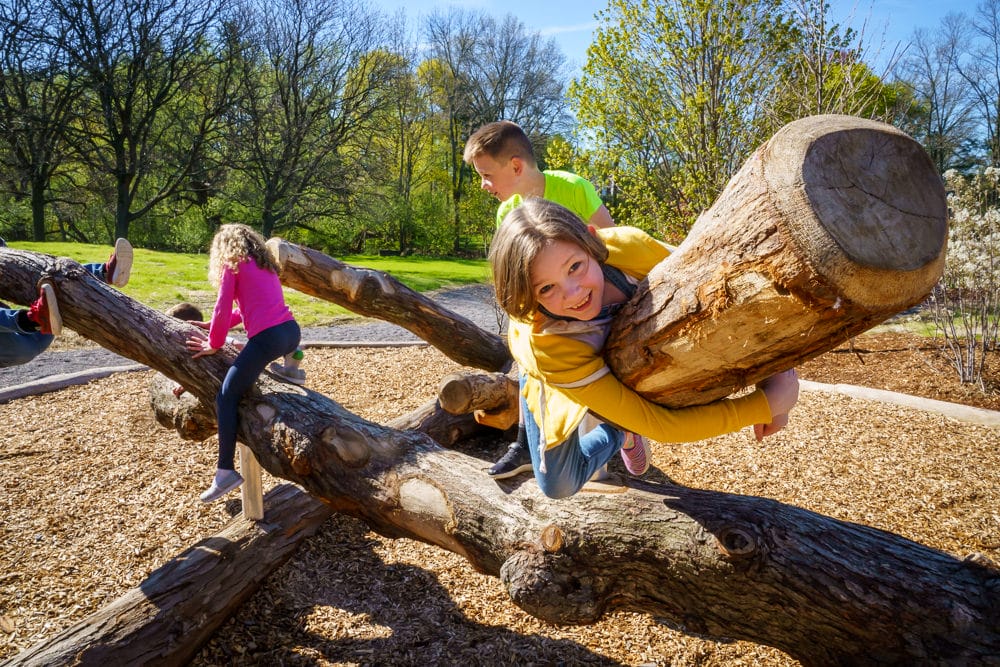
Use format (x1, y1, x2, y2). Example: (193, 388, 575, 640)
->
(265, 238, 512, 373)
(606, 114, 948, 406)
(2, 116, 993, 665)
(1, 484, 333, 667)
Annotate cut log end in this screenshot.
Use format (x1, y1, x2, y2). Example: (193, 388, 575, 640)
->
(764, 114, 947, 309)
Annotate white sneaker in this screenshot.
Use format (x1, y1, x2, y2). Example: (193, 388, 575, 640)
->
(108, 238, 133, 287)
(269, 361, 307, 385)
(200, 469, 244, 503)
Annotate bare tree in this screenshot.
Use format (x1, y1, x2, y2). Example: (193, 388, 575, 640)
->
(50, 0, 232, 241)
(956, 0, 1000, 167)
(225, 0, 394, 238)
(422, 8, 571, 253)
(896, 19, 979, 173)
(0, 0, 84, 241)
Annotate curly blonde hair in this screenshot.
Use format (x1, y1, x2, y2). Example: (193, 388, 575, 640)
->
(207, 224, 277, 287)
(489, 198, 608, 319)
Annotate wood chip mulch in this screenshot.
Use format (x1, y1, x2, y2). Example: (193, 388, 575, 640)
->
(1, 331, 998, 666)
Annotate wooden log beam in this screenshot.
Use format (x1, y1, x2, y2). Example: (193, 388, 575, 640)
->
(606, 114, 948, 407)
(265, 238, 512, 373)
(148, 373, 217, 441)
(438, 371, 519, 431)
(1, 484, 333, 667)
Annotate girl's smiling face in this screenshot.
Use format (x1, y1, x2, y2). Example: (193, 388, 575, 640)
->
(530, 236, 606, 321)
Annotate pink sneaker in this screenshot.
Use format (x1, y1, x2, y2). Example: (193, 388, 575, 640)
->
(620, 432, 649, 476)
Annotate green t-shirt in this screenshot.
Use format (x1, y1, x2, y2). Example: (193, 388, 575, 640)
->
(495, 170, 604, 227)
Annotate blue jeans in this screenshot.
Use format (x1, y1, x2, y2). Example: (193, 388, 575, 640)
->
(521, 376, 626, 499)
(0, 308, 53, 368)
(0, 262, 104, 368)
(215, 319, 300, 470)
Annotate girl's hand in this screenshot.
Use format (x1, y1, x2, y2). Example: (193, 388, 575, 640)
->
(753, 369, 798, 441)
(189, 320, 210, 330)
(758, 369, 799, 416)
(754, 412, 789, 441)
(185, 333, 218, 358)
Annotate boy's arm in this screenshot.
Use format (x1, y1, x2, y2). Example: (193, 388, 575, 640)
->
(587, 204, 615, 229)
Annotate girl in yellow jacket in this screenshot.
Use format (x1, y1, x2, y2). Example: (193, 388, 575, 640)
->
(490, 198, 798, 498)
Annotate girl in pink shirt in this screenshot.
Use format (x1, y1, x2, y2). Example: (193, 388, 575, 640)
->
(186, 224, 300, 503)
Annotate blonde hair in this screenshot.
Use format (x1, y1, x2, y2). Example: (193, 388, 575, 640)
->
(463, 120, 536, 165)
(207, 224, 277, 287)
(489, 198, 608, 319)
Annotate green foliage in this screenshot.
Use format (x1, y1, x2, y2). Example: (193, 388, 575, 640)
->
(569, 0, 797, 235)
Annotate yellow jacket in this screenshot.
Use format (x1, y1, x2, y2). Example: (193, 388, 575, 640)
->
(508, 226, 772, 450)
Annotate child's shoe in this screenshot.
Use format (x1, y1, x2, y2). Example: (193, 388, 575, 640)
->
(269, 361, 306, 385)
(200, 468, 244, 503)
(105, 238, 133, 287)
(269, 348, 307, 385)
(620, 432, 649, 476)
(27, 282, 62, 336)
(487, 440, 533, 479)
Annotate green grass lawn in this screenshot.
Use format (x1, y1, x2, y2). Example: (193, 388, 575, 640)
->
(9, 241, 491, 327)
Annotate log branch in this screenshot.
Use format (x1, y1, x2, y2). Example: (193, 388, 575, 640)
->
(438, 371, 519, 431)
(606, 115, 948, 407)
(265, 238, 511, 373)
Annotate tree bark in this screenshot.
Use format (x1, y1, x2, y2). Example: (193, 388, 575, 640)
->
(148, 373, 217, 441)
(606, 114, 949, 407)
(438, 371, 519, 431)
(1, 485, 333, 667)
(265, 238, 511, 373)
(2, 116, 993, 665)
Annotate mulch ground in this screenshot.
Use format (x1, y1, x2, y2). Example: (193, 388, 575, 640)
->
(1, 330, 998, 665)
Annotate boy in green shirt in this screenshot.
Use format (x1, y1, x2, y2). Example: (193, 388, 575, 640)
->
(464, 120, 615, 478)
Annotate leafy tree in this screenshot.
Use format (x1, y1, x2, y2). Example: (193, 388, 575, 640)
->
(569, 0, 796, 237)
(352, 16, 436, 255)
(765, 1, 917, 130)
(49, 0, 232, 242)
(0, 0, 84, 241)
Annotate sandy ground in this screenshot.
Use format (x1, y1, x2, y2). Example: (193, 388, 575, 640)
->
(1, 300, 999, 665)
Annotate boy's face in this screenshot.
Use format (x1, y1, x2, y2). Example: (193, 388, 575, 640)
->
(530, 234, 605, 321)
(471, 154, 519, 202)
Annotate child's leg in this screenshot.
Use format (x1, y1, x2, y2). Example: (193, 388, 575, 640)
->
(215, 320, 301, 470)
(521, 394, 625, 499)
(82, 238, 133, 287)
(0, 324, 54, 369)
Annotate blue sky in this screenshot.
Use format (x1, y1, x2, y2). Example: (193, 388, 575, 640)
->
(372, 0, 982, 73)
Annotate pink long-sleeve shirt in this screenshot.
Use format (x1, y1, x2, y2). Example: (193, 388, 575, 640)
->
(207, 259, 294, 349)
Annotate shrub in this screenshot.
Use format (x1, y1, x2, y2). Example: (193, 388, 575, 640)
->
(934, 169, 1000, 389)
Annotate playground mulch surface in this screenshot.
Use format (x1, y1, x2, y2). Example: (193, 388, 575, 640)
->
(1, 331, 998, 665)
